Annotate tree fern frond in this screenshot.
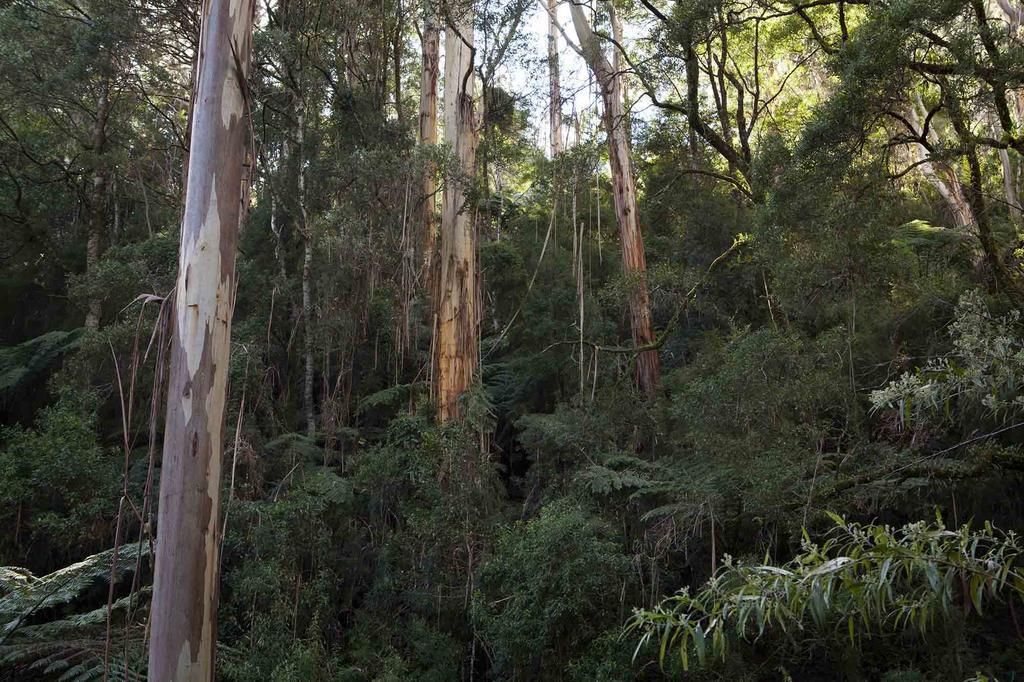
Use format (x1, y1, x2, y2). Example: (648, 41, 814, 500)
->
(0, 543, 150, 681)
(0, 541, 149, 630)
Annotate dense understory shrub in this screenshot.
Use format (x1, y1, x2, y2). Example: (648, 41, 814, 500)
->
(473, 500, 631, 680)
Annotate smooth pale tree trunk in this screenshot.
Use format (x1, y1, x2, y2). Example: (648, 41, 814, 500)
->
(546, 0, 563, 156)
(147, 0, 253, 675)
(908, 139, 975, 231)
(419, 5, 440, 273)
(998, 148, 1023, 223)
(433, 11, 479, 422)
(997, 0, 1024, 28)
(569, 3, 660, 395)
(85, 78, 111, 330)
(907, 95, 976, 232)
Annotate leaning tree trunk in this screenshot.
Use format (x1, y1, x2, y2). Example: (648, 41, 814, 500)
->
(569, 3, 660, 395)
(147, 0, 253, 675)
(418, 4, 440, 274)
(84, 77, 111, 330)
(546, 0, 563, 156)
(433, 10, 478, 422)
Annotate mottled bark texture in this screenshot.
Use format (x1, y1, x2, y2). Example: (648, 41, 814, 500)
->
(147, 0, 254, 676)
(433, 10, 479, 422)
(569, 3, 660, 395)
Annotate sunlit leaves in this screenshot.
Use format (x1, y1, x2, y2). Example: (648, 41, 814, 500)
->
(628, 515, 1024, 671)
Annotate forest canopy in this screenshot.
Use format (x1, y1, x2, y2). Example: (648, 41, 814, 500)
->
(3, 0, 1024, 679)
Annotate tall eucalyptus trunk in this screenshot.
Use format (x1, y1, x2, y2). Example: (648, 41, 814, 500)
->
(569, 3, 660, 395)
(433, 9, 479, 421)
(147, 0, 254, 675)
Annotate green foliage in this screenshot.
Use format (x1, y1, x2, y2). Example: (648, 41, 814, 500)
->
(629, 515, 1024, 676)
(0, 542, 150, 682)
(66, 231, 179, 321)
(872, 291, 1024, 430)
(218, 464, 354, 681)
(0, 331, 83, 406)
(659, 328, 852, 524)
(8, 0, 1024, 677)
(473, 501, 630, 680)
(0, 392, 119, 565)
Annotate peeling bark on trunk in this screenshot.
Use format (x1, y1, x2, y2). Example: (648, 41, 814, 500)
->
(147, 0, 254, 675)
(433, 11, 479, 422)
(85, 78, 111, 330)
(546, 0, 563, 156)
(569, 3, 660, 395)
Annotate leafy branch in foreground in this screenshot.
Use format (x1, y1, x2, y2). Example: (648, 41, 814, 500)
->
(627, 514, 1024, 672)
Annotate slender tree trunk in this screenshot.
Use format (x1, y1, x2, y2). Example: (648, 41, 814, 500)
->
(302, 232, 314, 436)
(393, 0, 406, 126)
(546, 0, 563, 156)
(419, 4, 440, 274)
(147, 0, 253, 675)
(433, 11, 478, 422)
(569, 3, 660, 395)
(964, 143, 1024, 304)
(297, 100, 316, 438)
(85, 77, 111, 330)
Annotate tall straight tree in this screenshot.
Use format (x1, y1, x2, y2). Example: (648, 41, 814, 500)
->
(84, 76, 111, 329)
(297, 97, 316, 438)
(147, 0, 254, 675)
(433, 4, 479, 422)
(546, 0, 563, 156)
(569, 3, 659, 394)
(418, 0, 440, 271)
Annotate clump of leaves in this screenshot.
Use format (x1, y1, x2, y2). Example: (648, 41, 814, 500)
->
(473, 500, 631, 680)
(871, 291, 1024, 430)
(658, 328, 851, 526)
(0, 391, 119, 565)
(628, 514, 1024, 672)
